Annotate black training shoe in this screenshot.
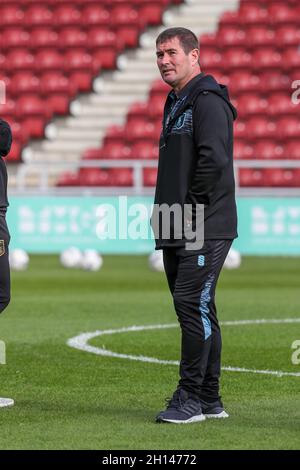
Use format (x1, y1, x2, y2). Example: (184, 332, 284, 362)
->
(156, 388, 206, 424)
(199, 398, 229, 418)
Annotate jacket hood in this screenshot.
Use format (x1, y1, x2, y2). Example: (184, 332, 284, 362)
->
(187, 74, 238, 120)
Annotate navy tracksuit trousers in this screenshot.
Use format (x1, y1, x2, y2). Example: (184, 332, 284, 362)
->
(163, 239, 232, 400)
(0, 216, 10, 314)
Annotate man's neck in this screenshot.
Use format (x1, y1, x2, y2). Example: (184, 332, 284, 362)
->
(173, 69, 201, 95)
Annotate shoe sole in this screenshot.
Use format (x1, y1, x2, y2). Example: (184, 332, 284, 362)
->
(157, 414, 206, 424)
(204, 411, 229, 419)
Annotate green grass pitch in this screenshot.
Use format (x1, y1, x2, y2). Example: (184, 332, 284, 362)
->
(0, 255, 299, 449)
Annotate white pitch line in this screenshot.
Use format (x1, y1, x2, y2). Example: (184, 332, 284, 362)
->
(67, 319, 300, 378)
(221, 318, 300, 326)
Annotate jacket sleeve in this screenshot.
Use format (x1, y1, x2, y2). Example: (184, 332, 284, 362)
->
(186, 92, 230, 206)
(0, 119, 12, 157)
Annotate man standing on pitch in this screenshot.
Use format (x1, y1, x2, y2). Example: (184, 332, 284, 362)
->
(153, 28, 238, 423)
(0, 117, 14, 408)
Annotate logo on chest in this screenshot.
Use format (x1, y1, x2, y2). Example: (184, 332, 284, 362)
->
(171, 108, 193, 135)
(174, 113, 186, 129)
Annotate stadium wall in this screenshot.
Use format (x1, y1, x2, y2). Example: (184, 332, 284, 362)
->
(6, 196, 300, 255)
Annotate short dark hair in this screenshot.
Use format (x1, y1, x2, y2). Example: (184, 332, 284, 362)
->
(156, 27, 199, 55)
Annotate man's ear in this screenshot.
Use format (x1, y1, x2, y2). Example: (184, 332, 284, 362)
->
(190, 48, 199, 67)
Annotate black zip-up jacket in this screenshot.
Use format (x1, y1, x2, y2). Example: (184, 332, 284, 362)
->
(0, 119, 12, 212)
(153, 73, 238, 249)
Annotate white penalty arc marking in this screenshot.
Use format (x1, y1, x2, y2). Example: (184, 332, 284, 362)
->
(67, 319, 300, 378)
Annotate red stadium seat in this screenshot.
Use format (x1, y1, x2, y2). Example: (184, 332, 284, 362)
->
(268, 4, 296, 24)
(59, 28, 87, 49)
(253, 141, 284, 159)
(246, 117, 277, 139)
(67, 72, 92, 92)
(110, 4, 141, 27)
(40, 72, 76, 114)
(24, 5, 53, 27)
(126, 119, 156, 142)
(100, 143, 131, 159)
(5, 49, 35, 71)
(264, 169, 300, 187)
(110, 168, 133, 186)
(63, 49, 94, 73)
(239, 169, 265, 187)
(219, 11, 239, 27)
(200, 49, 222, 70)
(149, 79, 170, 98)
(16, 95, 50, 137)
(138, 2, 164, 25)
(91, 49, 117, 70)
(233, 139, 254, 159)
(110, 5, 143, 48)
(217, 26, 246, 47)
(57, 172, 80, 187)
(246, 27, 275, 48)
(237, 93, 267, 116)
(282, 48, 300, 69)
(1, 28, 30, 49)
(277, 117, 300, 139)
(234, 120, 247, 139)
(87, 28, 122, 49)
(82, 148, 103, 160)
(0, 73, 10, 93)
(79, 168, 111, 187)
(200, 33, 217, 47)
(147, 95, 165, 119)
(5, 140, 22, 162)
(222, 48, 251, 69)
(35, 49, 64, 72)
(276, 26, 300, 47)
(10, 71, 40, 95)
(268, 93, 298, 115)
(16, 95, 51, 118)
(0, 5, 25, 26)
(0, 99, 16, 120)
(228, 71, 260, 95)
(257, 72, 291, 93)
(211, 72, 230, 87)
(130, 142, 158, 160)
(238, 3, 268, 24)
(30, 28, 58, 49)
(143, 168, 158, 187)
(127, 103, 149, 123)
(103, 125, 126, 147)
(81, 5, 110, 26)
(256, 0, 296, 4)
(284, 141, 300, 159)
(251, 48, 282, 69)
(10, 121, 29, 146)
(52, 5, 81, 26)
(40, 71, 76, 96)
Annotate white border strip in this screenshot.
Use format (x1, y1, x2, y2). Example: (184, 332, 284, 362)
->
(67, 319, 300, 377)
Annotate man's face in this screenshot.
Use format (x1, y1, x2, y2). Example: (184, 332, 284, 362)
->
(156, 36, 198, 90)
